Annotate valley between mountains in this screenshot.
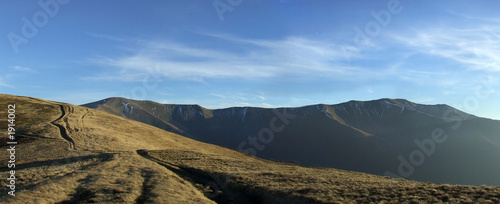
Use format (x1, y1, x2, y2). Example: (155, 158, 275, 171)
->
(1, 94, 500, 203)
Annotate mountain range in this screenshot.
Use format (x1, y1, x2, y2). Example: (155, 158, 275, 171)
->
(83, 97, 500, 186)
(2, 94, 500, 203)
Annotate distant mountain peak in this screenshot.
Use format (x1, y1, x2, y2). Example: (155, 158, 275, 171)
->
(321, 98, 474, 122)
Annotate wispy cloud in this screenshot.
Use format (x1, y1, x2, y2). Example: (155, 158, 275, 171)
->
(12, 65, 36, 73)
(86, 32, 129, 42)
(0, 77, 14, 88)
(209, 91, 266, 105)
(210, 92, 227, 99)
(205, 102, 275, 109)
(446, 10, 500, 24)
(397, 69, 458, 86)
(381, 16, 500, 100)
(392, 24, 500, 72)
(85, 20, 500, 100)
(86, 33, 371, 82)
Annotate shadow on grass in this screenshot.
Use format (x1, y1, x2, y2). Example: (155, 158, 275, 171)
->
(136, 150, 316, 204)
(0, 153, 114, 173)
(134, 169, 157, 204)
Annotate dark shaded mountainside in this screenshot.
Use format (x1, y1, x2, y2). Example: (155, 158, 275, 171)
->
(84, 97, 500, 186)
(2, 94, 500, 203)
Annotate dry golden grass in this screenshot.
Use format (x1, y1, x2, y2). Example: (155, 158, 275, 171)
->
(0, 94, 216, 203)
(0, 94, 499, 203)
(144, 149, 500, 203)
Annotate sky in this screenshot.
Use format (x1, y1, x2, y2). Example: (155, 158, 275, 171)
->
(1, 0, 500, 120)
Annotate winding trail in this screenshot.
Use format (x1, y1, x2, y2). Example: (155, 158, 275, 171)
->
(134, 169, 155, 204)
(50, 105, 76, 149)
(135, 150, 250, 203)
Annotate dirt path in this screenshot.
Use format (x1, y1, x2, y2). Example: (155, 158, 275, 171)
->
(50, 105, 76, 150)
(135, 150, 260, 204)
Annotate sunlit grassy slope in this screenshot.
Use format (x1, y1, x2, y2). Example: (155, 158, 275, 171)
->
(1, 94, 499, 203)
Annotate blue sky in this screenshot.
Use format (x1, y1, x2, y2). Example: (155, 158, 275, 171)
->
(1, 0, 500, 120)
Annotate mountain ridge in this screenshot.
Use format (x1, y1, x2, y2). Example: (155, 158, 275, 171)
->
(85, 97, 467, 113)
(82, 97, 500, 186)
(83, 97, 478, 141)
(83, 97, 480, 135)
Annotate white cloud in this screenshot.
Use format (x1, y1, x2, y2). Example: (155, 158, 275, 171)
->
(0, 76, 14, 88)
(392, 24, 500, 72)
(380, 16, 500, 98)
(209, 91, 265, 104)
(12, 65, 36, 73)
(86, 32, 128, 42)
(210, 92, 227, 99)
(206, 102, 275, 109)
(86, 34, 371, 82)
(412, 96, 435, 104)
(446, 10, 500, 24)
(85, 24, 500, 101)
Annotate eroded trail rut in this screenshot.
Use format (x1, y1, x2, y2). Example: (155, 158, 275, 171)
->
(51, 105, 76, 149)
(135, 150, 259, 204)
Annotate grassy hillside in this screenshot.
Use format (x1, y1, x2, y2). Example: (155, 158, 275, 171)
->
(1, 94, 500, 203)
